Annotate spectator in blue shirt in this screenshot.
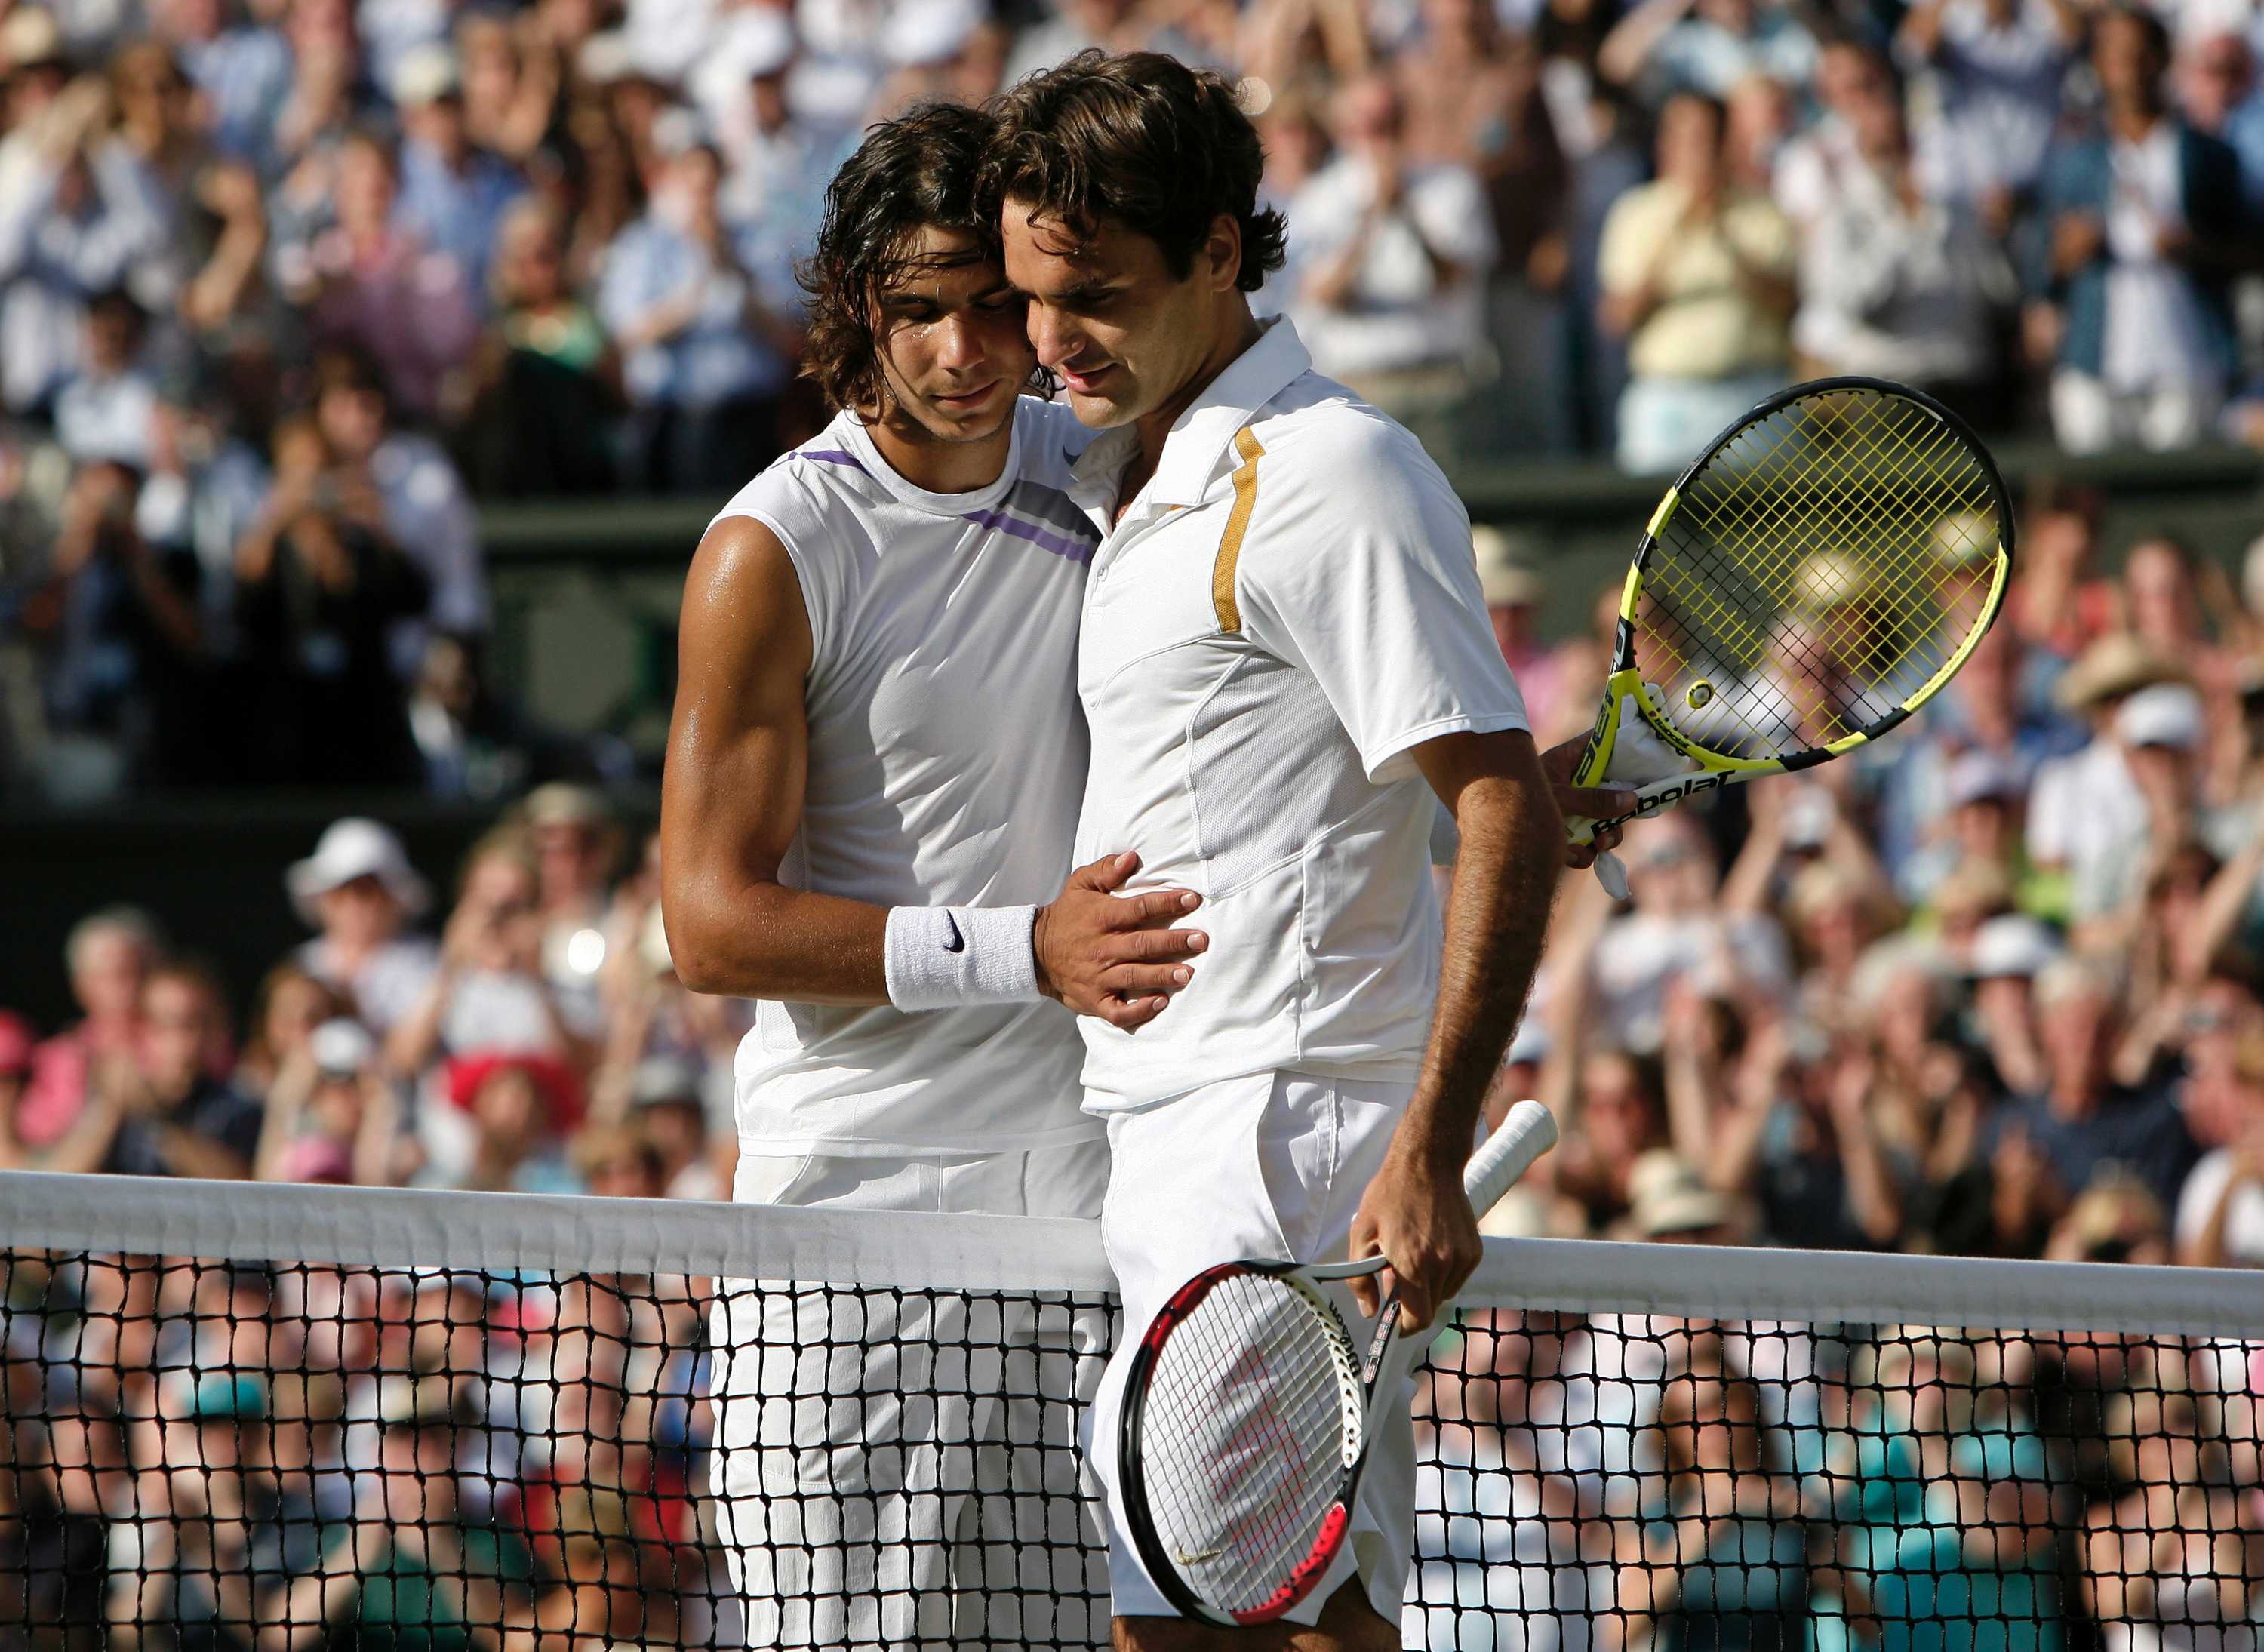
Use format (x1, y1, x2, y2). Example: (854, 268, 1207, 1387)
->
(390, 43, 527, 298)
(152, 0, 292, 168)
(595, 139, 797, 492)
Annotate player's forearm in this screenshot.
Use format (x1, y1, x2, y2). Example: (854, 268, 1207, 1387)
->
(1404, 734, 1564, 1160)
(663, 876, 892, 1003)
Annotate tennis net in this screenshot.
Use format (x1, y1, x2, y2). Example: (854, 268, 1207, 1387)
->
(4, 1171, 2262, 1652)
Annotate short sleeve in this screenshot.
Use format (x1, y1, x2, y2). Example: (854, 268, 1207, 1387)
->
(1235, 417, 1529, 783)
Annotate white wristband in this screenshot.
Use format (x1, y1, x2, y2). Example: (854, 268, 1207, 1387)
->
(883, 905, 1042, 1011)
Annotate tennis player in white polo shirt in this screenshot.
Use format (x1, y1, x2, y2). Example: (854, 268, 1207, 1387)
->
(989, 52, 1630, 1651)
(661, 105, 1210, 1650)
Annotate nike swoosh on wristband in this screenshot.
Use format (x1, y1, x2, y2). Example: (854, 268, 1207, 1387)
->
(942, 915, 966, 953)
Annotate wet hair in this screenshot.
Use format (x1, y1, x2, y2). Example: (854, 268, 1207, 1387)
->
(983, 50, 1287, 293)
(798, 100, 1041, 417)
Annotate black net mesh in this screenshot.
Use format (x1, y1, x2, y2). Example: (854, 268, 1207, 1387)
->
(4, 1229, 2259, 1652)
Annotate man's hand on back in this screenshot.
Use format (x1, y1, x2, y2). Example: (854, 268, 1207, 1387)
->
(1349, 1141, 1483, 1335)
(1033, 852, 1207, 1032)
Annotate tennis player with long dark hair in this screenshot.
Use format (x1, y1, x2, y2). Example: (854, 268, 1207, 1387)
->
(659, 102, 1204, 1649)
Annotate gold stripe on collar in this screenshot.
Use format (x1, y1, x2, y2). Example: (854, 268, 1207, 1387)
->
(1213, 427, 1264, 633)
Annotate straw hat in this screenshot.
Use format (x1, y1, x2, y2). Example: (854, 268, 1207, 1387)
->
(1473, 526, 1541, 608)
(1626, 1149, 1730, 1238)
(2053, 634, 2183, 712)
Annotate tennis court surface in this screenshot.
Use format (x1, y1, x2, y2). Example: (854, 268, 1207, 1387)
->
(5, 1171, 2261, 1651)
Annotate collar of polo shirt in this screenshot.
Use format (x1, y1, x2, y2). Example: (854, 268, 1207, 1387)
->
(1076, 318, 1315, 513)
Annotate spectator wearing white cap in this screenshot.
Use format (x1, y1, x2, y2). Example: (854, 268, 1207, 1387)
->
(1967, 912, 2059, 1094)
(392, 42, 528, 297)
(1906, 749, 2037, 913)
(2068, 680, 2214, 925)
(288, 818, 440, 1036)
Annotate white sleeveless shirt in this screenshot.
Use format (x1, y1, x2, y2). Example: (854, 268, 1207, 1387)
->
(709, 398, 1103, 1156)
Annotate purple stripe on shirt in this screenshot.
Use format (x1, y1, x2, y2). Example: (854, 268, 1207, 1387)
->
(798, 448, 866, 470)
(964, 507, 1097, 565)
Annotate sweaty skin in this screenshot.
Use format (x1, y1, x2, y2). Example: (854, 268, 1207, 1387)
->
(660, 226, 1210, 1026)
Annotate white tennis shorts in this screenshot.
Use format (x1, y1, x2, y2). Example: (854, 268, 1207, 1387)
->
(709, 1141, 1112, 1650)
(1084, 1069, 1418, 1628)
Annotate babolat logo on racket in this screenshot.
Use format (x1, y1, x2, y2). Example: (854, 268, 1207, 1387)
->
(1631, 772, 1729, 814)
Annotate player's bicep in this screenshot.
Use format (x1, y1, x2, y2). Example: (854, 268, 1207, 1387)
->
(662, 515, 813, 910)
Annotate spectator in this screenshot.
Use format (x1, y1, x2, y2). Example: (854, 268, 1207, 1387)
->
(52, 285, 156, 466)
(286, 816, 441, 1036)
(1595, 0, 1817, 105)
(518, 782, 621, 1008)
(1288, 71, 1497, 439)
(310, 346, 488, 678)
(11, 1378, 134, 1649)
(1708, 1022, 1907, 1249)
(45, 958, 262, 1178)
(432, 1050, 583, 1194)
(251, 1014, 406, 1184)
(2175, 29, 2264, 211)
(2033, 7, 2247, 455)
(464, 197, 620, 497)
(385, 828, 601, 1085)
(152, 0, 291, 169)
(1792, 88, 2012, 423)
(1986, 954, 2199, 1216)
(1773, 38, 1894, 231)
(289, 128, 481, 425)
(16, 459, 212, 796)
(2175, 1031, 2264, 1265)
(2026, 637, 2186, 926)
(390, 44, 528, 298)
(1598, 91, 1798, 473)
(267, 1373, 536, 1652)
(233, 960, 349, 1097)
(231, 414, 431, 786)
(1475, 527, 1566, 737)
(597, 138, 795, 493)
(15, 905, 160, 1149)
(1897, 0, 2081, 217)
(615, 1056, 723, 1199)
(1611, 1367, 1810, 1652)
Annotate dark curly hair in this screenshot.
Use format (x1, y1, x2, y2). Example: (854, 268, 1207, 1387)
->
(798, 102, 1044, 417)
(981, 51, 1288, 293)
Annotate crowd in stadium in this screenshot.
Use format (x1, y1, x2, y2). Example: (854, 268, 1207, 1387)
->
(9, 0, 2264, 796)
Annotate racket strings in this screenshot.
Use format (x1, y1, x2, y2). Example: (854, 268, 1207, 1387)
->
(1136, 1274, 1357, 1614)
(1641, 387, 2001, 760)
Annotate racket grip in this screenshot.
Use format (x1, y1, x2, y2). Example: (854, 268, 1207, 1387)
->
(1465, 1100, 1558, 1218)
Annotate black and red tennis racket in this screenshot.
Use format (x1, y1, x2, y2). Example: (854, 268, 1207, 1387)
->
(1117, 1100, 1558, 1626)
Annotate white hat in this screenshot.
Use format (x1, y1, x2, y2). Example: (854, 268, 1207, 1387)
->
(392, 42, 460, 106)
(884, 0, 983, 68)
(1969, 914, 2061, 982)
(2116, 682, 2204, 752)
(1626, 1149, 1730, 1238)
(286, 818, 431, 925)
(1943, 751, 2023, 811)
(309, 1017, 376, 1075)
(722, 6, 795, 81)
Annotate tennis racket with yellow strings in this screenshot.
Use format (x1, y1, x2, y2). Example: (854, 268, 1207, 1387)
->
(1565, 377, 2014, 896)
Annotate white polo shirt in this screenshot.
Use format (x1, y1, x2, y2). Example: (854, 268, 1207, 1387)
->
(1065, 319, 1530, 1112)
